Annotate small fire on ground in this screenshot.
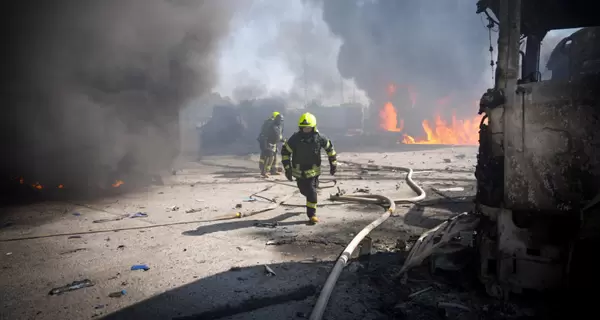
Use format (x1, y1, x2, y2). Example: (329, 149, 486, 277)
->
(112, 180, 125, 188)
(379, 84, 483, 145)
(11, 178, 125, 190)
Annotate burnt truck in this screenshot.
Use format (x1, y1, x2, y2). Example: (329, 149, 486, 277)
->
(474, 0, 600, 296)
(403, 0, 600, 298)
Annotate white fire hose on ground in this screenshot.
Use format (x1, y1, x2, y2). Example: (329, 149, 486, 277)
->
(308, 161, 426, 320)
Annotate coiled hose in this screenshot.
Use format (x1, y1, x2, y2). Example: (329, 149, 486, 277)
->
(308, 161, 426, 320)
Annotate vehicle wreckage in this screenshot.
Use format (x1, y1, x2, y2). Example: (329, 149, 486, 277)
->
(402, 0, 600, 298)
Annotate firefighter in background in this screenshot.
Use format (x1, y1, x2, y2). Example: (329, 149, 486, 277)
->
(258, 112, 284, 177)
(281, 112, 337, 224)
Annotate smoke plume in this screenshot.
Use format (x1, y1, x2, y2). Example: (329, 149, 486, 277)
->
(315, 0, 493, 134)
(215, 0, 369, 107)
(1, 0, 235, 192)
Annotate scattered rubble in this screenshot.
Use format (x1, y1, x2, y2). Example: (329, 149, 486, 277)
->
(129, 212, 148, 218)
(264, 265, 276, 276)
(60, 248, 88, 255)
(49, 279, 94, 295)
(254, 222, 278, 228)
(109, 290, 127, 298)
(437, 186, 465, 192)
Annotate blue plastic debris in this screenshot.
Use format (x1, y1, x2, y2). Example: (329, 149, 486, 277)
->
(131, 264, 150, 271)
(243, 197, 257, 202)
(72, 212, 81, 216)
(130, 212, 148, 218)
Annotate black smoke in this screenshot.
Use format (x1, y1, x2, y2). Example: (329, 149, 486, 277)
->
(1, 0, 234, 194)
(317, 0, 491, 134)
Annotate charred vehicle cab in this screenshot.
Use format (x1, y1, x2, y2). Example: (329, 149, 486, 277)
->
(474, 0, 600, 296)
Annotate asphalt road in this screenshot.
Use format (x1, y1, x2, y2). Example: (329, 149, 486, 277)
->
(0, 146, 481, 320)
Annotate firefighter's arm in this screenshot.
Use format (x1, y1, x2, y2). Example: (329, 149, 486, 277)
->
(281, 135, 295, 170)
(321, 137, 338, 167)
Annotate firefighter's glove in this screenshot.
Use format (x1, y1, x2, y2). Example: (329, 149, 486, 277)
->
(285, 169, 293, 181)
(330, 165, 337, 176)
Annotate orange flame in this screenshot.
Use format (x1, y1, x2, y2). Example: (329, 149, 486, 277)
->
(378, 84, 482, 145)
(379, 102, 404, 132)
(58, 184, 64, 189)
(19, 177, 24, 184)
(112, 180, 125, 188)
(32, 182, 43, 190)
(402, 114, 483, 145)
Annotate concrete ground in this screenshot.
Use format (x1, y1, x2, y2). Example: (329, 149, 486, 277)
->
(1, 146, 525, 320)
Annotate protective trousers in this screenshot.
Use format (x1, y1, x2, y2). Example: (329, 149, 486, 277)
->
(297, 176, 319, 218)
(259, 142, 278, 175)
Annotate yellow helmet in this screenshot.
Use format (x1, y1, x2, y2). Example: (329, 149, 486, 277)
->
(272, 111, 281, 119)
(298, 112, 317, 127)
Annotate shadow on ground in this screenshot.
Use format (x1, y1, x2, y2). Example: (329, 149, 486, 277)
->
(100, 252, 409, 320)
(99, 249, 554, 320)
(182, 211, 308, 236)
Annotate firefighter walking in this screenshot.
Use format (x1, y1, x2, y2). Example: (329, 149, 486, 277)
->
(281, 112, 337, 224)
(258, 112, 284, 177)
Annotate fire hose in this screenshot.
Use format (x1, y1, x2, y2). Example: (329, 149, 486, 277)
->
(308, 161, 426, 320)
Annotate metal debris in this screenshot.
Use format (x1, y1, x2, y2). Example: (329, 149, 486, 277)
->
(130, 212, 148, 218)
(109, 290, 127, 298)
(437, 302, 471, 312)
(60, 248, 88, 255)
(264, 265, 276, 276)
(407, 286, 432, 299)
(49, 279, 94, 295)
(255, 222, 278, 228)
(399, 213, 480, 275)
(185, 208, 202, 213)
(437, 187, 464, 192)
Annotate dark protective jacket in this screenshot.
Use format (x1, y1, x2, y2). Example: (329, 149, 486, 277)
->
(258, 118, 283, 145)
(281, 131, 337, 179)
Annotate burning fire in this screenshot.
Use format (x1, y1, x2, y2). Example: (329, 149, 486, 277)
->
(379, 85, 483, 145)
(112, 180, 125, 188)
(401, 114, 483, 145)
(12, 177, 122, 190)
(379, 102, 404, 132)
